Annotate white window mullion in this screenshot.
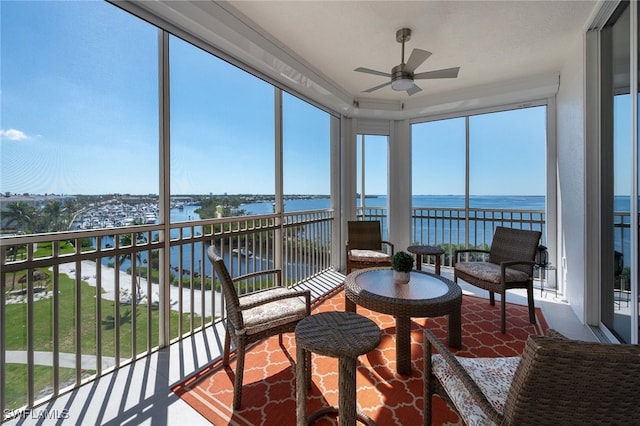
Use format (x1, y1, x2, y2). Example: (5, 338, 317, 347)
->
(274, 88, 284, 271)
(630, 0, 638, 344)
(158, 29, 171, 348)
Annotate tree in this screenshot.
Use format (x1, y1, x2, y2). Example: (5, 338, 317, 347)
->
(117, 231, 148, 303)
(2, 201, 35, 233)
(42, 200, 71, 232)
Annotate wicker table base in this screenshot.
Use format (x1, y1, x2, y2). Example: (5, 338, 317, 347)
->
(295, 311, 381, 426)
(345, 268, 462, 375)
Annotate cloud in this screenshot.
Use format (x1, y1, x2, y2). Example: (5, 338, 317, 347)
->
(0, 129, 29, 141)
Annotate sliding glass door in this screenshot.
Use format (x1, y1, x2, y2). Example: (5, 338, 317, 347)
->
(600, 1, 635, 343)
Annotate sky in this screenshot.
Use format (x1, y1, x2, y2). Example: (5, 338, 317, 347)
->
(412, 107, 548, 196)
(1, 0, 551, 197)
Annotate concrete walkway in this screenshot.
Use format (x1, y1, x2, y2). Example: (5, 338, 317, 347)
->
(5, 351, 117, 370)
(58, 261, 223, 317)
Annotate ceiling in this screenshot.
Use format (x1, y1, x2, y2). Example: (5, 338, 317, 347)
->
(127, 0, 600, 118)
(225, 1, 598, 104)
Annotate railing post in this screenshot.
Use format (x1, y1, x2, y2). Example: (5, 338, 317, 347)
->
(0, 247, 4, 422)
(158, 28, 171, 348)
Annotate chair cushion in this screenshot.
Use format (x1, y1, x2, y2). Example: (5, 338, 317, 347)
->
(455, 262, 529, 283)
(238, 287, 307, 336)
(348, 249, 391, 263)
(432, 354, 520, 426)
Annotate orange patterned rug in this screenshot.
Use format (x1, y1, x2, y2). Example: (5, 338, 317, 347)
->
(173, 287, 547, 425)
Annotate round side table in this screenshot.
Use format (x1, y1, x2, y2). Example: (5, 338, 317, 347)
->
(407, 245, 445, 275)
(535, 263, 557, 297)
(295, 311, 381, 426)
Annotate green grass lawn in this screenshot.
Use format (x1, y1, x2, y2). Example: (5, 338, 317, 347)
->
(4, 266, 211, 411)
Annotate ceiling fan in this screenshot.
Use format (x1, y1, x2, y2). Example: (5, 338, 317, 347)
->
(354, 28, 460, 96)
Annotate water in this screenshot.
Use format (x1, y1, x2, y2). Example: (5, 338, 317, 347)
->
(241, 195, 550, 214)
(242, 195, 548, 255)
(170, 205, 202, 223)
(98, 205, 274, 278)
(241, 194, 632, 214)
(101, 196, 634, 273)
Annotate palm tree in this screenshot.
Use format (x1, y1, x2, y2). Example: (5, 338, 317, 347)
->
(2, 201, 35, 290)
(62, 198, 77, 228)
(43, 200, 65, 232)
(118, 231, 147, 303)
(2, 201, 35, 233)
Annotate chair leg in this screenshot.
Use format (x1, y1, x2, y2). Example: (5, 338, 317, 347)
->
(424, 340, 433, 426)
(527, 284, 536, 325)
(223, 326, 231, 365)
(233, 343, 246, 410)
(489, 291, 495, 306)
(501, 292, 507, 334)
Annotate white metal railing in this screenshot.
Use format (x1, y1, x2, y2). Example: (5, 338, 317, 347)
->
(411, 207, 546, 267)
(0, 209, 334, 420)
(4, 203, 629, 419)
(358, 206, 547, 268)
(613, 211, 632, 310)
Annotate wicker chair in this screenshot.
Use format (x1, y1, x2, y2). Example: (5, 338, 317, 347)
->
(207, 245, 311, 409)
(345, 220, 394, 274)
(453, 226, 541, 333)
(424, 328, 640, 426)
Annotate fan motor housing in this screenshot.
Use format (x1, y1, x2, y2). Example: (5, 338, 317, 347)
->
(391, 64, 412, 80)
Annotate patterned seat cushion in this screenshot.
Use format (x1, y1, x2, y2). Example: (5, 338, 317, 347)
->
(238, 287, 307, 335)
(348, 249, 391, 263)
(455, 262, 529, 283)
(432, 354, 520, 426)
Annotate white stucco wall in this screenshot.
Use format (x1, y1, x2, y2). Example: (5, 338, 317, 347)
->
(556, 31, 587, 323)
(388, 120, 412, 251)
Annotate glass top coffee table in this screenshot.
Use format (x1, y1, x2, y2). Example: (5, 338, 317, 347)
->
(345, 267, 462, 375)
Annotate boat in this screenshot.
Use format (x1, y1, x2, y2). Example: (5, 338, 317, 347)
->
(232, 248, 253, 257)
(144, 212, 157, 224)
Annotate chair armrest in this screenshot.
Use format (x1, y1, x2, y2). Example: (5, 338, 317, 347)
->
(545, 328, 568, 339)
(381, 240, 394, 255)
(453, 248, 490, 266)
(500, 260, 535, 268)
(499, 260, 536, 278)
(423, 329, 503, 423)
(239, 288, 311, 312)
(233, 268, 282, 284)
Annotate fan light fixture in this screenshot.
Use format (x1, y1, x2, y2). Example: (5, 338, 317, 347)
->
(354, 28, 460, 96)
(391, 77, 413, 91)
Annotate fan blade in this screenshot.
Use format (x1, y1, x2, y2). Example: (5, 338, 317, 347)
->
(404, 48, 432, 73)
(363, 80, 392, 93)
(414, 67, 460, 80)
(406, 83, 423, 96)
(354, 67, 391, 77)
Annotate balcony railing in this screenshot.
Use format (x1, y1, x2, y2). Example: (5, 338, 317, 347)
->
(10, 203, 632, 420)
(0, 209, 334, 420)
(411, 206, 546, 267)
(359, 206, 547, 268)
